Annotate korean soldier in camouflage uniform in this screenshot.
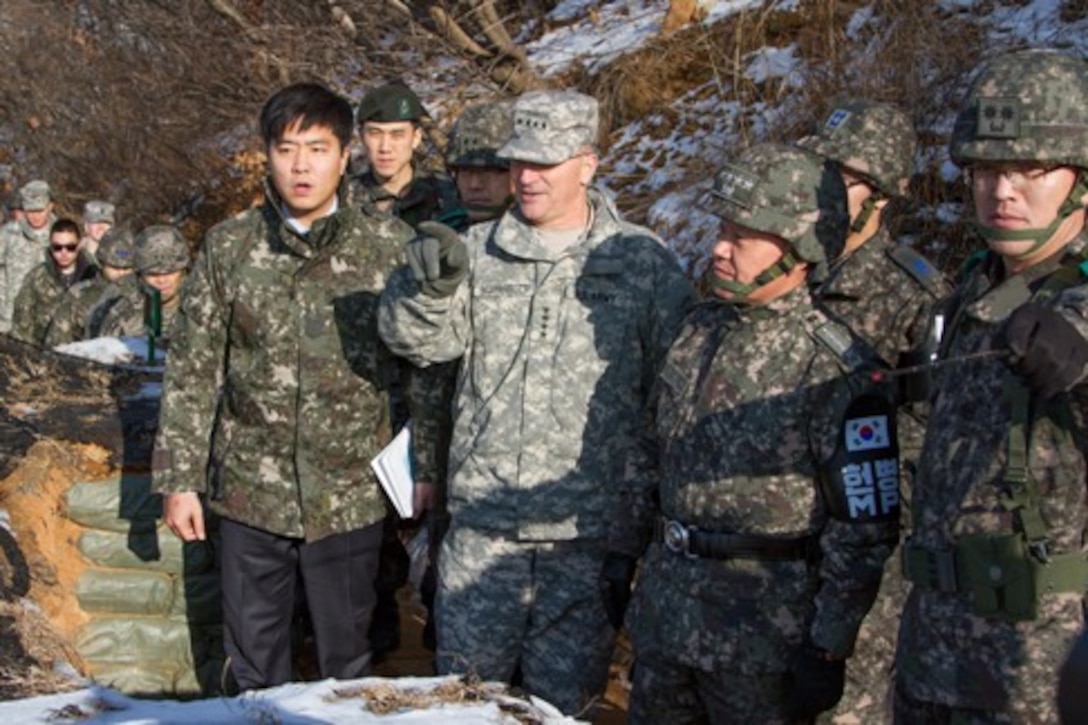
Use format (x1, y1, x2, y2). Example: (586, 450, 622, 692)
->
(606, 143, 900, 723)
(413, 99, 515, 652)
(446, 101, 515, 224)
(11, 218, 98, 345)
(379, 89, 695, 715)
(894, 49, 1088, 723)
(154, 82, 430, 692)
(798, 101, 951, 722)
(45, 226, 137, 346)
(350, 79, 466, 663)
(0, 180, 57, 333)
(350, 80, 463, 230)
(97, 225, 190, 342)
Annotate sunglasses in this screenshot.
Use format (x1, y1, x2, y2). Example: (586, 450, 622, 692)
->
(51, 244, 79, 252)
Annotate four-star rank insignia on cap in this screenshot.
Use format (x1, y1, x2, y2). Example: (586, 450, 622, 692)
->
(711, 164, 757, 208)
(976, 97, 1021, 139)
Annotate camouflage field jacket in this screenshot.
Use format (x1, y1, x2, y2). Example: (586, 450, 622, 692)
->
(152, 184, 433, 541)
(0, 217, 54, 333)
(379, 188, 695, 540)
(620, 289, 899, 674)
(896, 237, 1088, 718)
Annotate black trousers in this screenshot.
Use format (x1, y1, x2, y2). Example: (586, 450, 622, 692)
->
(219, 517, 383, 691)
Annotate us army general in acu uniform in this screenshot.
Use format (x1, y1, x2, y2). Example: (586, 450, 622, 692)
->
(154, 82, 432, 692)
(895, 49, 1088, 723)
(607, 144, 900, 723)
(798, 101, 951, 721)
(379, 89, 694, 715)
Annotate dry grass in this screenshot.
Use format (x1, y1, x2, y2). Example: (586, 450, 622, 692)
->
(576, 0, 1041, 276)
(333, 675, 562, 723)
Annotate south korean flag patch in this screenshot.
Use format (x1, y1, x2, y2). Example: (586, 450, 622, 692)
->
(820, 394, 901, 523)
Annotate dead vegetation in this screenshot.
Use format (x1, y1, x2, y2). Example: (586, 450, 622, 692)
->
(335, 676, 566, 722)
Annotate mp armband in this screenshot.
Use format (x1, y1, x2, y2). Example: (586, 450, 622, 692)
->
(820, 394, 900, 523)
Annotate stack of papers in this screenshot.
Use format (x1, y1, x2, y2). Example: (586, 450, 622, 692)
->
(370, 424, 414, 519)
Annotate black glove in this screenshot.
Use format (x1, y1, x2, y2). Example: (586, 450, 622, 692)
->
(405, 221, 469, 298)
(785, 643, 845, 720)
(598, 552, 638, 631)
(1003, 303, 1088, 399)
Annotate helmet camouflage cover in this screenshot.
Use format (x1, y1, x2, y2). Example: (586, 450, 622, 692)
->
(96, 226, 136, 269)
(135, 225, 190, 275)
(697, 142, 847, 265)
(799, 100, 916, 198)
(446, 101, 514, 169)
(951, 49, 1088, 168)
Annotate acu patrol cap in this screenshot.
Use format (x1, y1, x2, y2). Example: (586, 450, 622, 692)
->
(357, 80, 426, 124)
(951, 49, 1088, 169)
(497, 90, 599, 166)
(19, 180, 51, 211)
(135, 225, 190, 275)
(83, 200, 115, 224)
(798, 100, 916, 198)
(95, 226, 136, 269)
(697, 143, 848, 265)
(446, 101, 514, 169)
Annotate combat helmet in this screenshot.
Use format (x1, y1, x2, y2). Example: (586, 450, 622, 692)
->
(800, 101, 915, 199)
(95, 226, 136, 269)
(951, 49, 1088, 250)
(698, 142, 847, 301)
(446, 101, 514, 170)
(135, 225, 190, 275)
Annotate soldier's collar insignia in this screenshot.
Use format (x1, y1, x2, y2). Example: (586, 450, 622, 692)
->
(977, 97, 1021, 140)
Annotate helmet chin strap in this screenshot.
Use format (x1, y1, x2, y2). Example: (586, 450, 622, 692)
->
(976, 171, 1088, 259)
(849, 194, 882, 234)
(712, 251, 800, 303)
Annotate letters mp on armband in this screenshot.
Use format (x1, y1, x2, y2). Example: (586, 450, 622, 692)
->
(821, 394, 901, 523)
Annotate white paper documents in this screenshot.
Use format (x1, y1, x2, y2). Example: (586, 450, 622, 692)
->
(370, 424, 415, 519)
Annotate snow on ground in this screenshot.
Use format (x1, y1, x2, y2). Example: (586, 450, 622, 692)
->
(0, 677, 581, 724)
(524, 0, 764, 76)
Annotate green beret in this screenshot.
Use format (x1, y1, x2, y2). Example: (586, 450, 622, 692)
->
(358, 81, 425, 124)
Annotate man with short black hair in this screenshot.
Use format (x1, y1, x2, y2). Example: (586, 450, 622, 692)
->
(154, 82, 428, 692)
(350, 80, 462, 229)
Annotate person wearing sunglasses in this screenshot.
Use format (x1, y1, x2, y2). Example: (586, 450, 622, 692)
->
(10, 217, 97, 345)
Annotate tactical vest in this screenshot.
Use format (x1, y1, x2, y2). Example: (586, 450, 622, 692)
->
(903, 250, 1088, 621)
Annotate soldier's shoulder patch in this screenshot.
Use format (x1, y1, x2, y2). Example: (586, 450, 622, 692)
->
(886, 244, 946, 297)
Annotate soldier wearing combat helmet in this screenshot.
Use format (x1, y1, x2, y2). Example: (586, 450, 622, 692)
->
(606, 142, 899, 723)
(797, 101, 951, 721)
(98, 225, 190, 340)
(445, 101, 514, 223)
(894, 49, 1088, 723)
